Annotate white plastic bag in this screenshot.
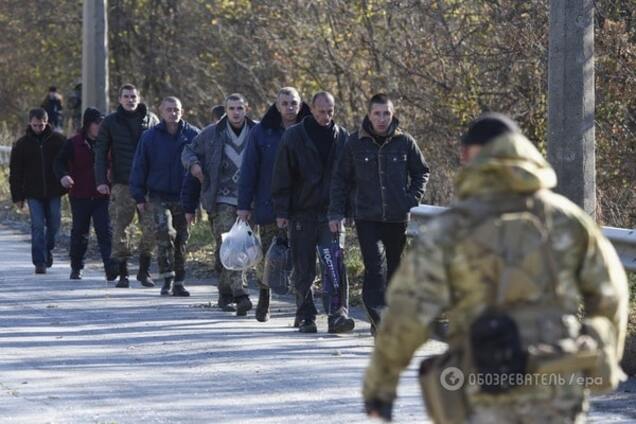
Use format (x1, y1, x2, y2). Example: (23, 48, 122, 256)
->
(220, 219, 263, 271)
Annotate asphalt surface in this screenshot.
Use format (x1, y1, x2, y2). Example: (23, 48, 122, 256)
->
(0, 224, 634, 423)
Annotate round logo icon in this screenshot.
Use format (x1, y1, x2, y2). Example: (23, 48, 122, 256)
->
(440, 366, 464, 391)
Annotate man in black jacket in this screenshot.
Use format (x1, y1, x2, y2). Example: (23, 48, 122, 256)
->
(329, 93, 429, 335)
(272, 91, 355, 334)
(94, 84, 159, 288)
(9, 108, 67, 274)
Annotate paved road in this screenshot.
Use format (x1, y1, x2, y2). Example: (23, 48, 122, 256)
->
(0, 224, 634, 423)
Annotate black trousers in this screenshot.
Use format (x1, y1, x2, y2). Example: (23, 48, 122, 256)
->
(355, 220, 407, 328)
(290, 217, 348, 321)
(69, 197, 112, 271)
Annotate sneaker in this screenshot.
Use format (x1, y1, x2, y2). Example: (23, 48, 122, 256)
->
(172, 283, 190, 297)
(160, 278, 172, 296)
(35, 264, 47, 274)
(69, 269, 82, 280)
(235, 296, 253, 316)
(328, 315, 355, 334)
(218, 293, 236, 312)
(298, 319, 317, 333)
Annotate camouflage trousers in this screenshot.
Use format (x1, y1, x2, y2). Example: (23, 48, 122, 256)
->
(255, 223, 279, 289)
(209, 204, 247, 298)
(109, 184, 155, 262)
(468, 383, 587, 423)
(149, 198, 189, 280)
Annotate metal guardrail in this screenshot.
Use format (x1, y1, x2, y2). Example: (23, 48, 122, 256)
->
(0, 145, 10, 166)
(409, 205, 636, 272)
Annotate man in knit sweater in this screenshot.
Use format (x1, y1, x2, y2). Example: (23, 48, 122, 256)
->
(181, 93, 257, 316)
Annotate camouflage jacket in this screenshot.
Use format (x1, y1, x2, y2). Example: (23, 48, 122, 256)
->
(363, 132, 629, 405)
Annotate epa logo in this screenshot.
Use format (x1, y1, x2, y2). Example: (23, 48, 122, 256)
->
(440, 367, 465, 391)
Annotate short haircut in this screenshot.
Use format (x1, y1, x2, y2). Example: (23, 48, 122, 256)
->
(368, 93, 393, 113)
(119, 83, 138, 96)
(211, 105, 225, 120)
(160, 96, 181, 107)
(277, 87, 300, 100)
(311, 91, 335, 106)
(29, 108, 48, 121)
(461, 112, 520, 146)
(225, 93, 247, 106)
(48, 86, 57, 92)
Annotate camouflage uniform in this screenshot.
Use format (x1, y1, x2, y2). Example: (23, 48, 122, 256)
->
(110, 183, 155, 262)
(149, 198, 189, 280)
(363, 133, 629, 423)
(210, 203, 248, 298)
(255, 223, 280, 287)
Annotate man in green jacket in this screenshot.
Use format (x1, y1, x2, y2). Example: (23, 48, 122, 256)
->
(94, 84, 159, 288)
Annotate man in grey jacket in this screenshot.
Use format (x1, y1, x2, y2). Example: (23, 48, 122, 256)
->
(181, 93, 257, 316)
(94, 84, 159, 289)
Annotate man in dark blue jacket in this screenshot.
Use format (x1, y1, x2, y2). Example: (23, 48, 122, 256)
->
(237, 87, 311, 322)
(130, 97, 200, 296)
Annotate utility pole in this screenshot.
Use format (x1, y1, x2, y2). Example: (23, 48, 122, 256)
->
(82, 0, 109, 114)
(547, 0, 596, 218)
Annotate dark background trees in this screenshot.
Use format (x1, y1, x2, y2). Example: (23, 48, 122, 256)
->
(0, 0, 633, 226)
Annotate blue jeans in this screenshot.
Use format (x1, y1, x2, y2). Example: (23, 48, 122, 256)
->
(27, 197, 61, 266)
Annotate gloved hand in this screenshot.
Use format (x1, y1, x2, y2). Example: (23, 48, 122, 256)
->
(364, 398, 393, 422)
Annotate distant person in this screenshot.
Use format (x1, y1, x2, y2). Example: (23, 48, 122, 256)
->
(41, 86, 64, 132)
(237, 87, 311, 322)
(211, 105, 225, 124)
(130, 97, 200, 296)
(94, 84, 159, 288)
(54, 108, 117, 281)
(182, 93, 257, 316)
(67, 81, 82, 132)
(9, 108, 67, 274)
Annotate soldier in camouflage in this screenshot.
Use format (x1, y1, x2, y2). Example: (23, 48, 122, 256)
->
(363, 113, 629, 423)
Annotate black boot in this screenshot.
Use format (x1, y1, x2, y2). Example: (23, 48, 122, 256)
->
(136, 255, 155, 287)
(175, 269, 186, 284)
(235, 295, 253, 316)
(70, 268, 82, 280)
(160, 278, 172, 296)
(328, 314, 355, 334)
(218, 293, 236, 312)
(116, 261, 130, 288)
(255, 289, 271, 322)
(172, 283, 190, 297)
(105, 261, 119, 282)
(298, 319, 317, 333)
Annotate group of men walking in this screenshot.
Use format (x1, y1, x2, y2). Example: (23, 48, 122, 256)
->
(9, 84, 429, 337)
(8, 82, 630, 422)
